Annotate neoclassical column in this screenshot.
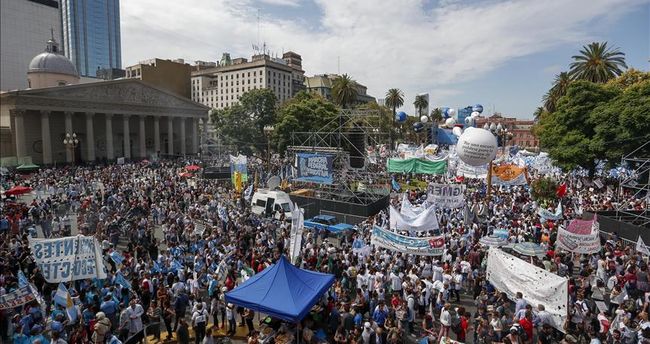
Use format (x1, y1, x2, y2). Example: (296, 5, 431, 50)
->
(11, 109, 26, 159)
(167, 116, 174, 156)
(40, 110, 52, 165)
(192, 118, 199, 155)
(139, 115, 146, 158)
(153, 116, 161, 155)
(105, 113, 114, 160)
(179, 117, 187, 156)
(64, 111, 73, 163)
(123, 115, 131, 159)
(85, 112, 95, 162)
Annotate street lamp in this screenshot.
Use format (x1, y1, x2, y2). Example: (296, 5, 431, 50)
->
(263, 125, 274, 172)
(485, 123, 513, 199)
(63, 132, 79, 165)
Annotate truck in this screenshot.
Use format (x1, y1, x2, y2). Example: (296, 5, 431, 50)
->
(303, 215, 355, 235)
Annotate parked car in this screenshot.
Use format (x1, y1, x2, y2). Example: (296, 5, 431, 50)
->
(304, 215, 354, 235)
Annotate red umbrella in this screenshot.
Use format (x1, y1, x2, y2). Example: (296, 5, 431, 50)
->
(4, 186, 33, 196)
(185, 165, 201, 171)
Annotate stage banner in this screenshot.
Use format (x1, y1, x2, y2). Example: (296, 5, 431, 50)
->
(538, 202, 563, 221)
(556, 217, 600, 254)
(490, 164, 529, 186)
(390, 205, 440, 233)
(486, 248, 568, 332)
(28, 235, 108, 283)
(456, 161, 488, 179)
(0, 286, 36, 310)
(387, 158, 447, 174)
(371, 226, 444, 256)
(296, 153, 334, 184)
(428, 184, 465, 209)
(229, 155, 248, 184)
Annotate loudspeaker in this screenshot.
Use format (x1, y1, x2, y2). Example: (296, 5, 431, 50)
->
(348, 127, 365, 169)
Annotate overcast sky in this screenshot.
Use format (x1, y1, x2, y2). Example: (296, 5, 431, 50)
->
(120, 0, 650, 118)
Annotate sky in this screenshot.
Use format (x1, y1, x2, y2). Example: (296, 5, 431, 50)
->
(120, 0, 650, 119)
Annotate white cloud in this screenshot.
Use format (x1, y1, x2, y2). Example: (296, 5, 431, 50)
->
(120, 0, 644, 114)
(258, 0, 301, 7)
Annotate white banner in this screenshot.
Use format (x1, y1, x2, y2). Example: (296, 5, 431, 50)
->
(556, 217, 601, 254)
(390, 205, 439, 234)
(400, 194, 427, 218)
(371, 226, 444, 256)
(456, 161, 488, 178)
(28, 235, 108, 283)
(428, 184, 465, 209)
(289, 204, 304, 264)
(538, 202, 563, 221)
(486, 248, 568, 332)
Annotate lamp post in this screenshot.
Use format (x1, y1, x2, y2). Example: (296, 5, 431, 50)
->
(263, 125, 274, 173)
(484, 122, 513, 199)
(63, 132, 79, 165)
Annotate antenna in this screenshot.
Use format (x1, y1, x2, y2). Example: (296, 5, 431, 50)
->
(337, 56, 340, 74)
(257, 9, 261, 49)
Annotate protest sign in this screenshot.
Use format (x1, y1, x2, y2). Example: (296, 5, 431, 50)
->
(456, 161, 488, 178)
(28, 235, 108, 283)
(490, 164, 528, 186)
(428, 184, 465, 209)
(371, 226, 444, 256)
(0, 286, 36, 310)
(556, 217, 600, 254)
(296, 153, 334, 184)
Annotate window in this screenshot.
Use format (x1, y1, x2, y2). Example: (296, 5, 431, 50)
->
(256, 199, 266, 207)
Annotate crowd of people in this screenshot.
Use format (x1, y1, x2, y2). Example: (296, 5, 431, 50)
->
(0, 157, 647, 344)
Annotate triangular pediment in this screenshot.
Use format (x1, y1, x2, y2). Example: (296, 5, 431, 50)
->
(22, 79, 207, 111)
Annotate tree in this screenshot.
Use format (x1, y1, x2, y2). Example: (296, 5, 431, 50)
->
(430, 108, 443, 123)
(210, 88, 277, 156)
(331, 74, 358, 108)
(385, 88, 404, 118)
(542, 72, 571, 113)
(530, 177, 559, 205)
(569, 42, 627, 83)
(273, 91, 339, 154)
(414, 94, 428, 117)
(606, 68, 650, 90)
(532, 106, 547, 122)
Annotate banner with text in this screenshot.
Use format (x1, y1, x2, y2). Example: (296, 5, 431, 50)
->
(556, 217, 601, 254)
(456, 161, 488, 179)
(371, 226, 444, 256)
(28, 235, 108, 283)
(296, 153, 334, 184)
(0, 286, 36, 310)
(490, 164, 529, 186)
(428, 184, 465, 209)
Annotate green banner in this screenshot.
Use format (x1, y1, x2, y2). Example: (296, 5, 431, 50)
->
(387, 158, 447, 174)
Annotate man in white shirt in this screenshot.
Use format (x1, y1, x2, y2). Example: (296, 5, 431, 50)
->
(127, 300, 144, 339)
(192, 303, 209, 344)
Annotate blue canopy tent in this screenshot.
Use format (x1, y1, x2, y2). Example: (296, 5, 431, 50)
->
(225, 256, 335, 323)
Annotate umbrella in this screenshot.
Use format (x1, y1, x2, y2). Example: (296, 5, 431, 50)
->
(479, 235, 508, 247)
(4, 185, 33, 196)
(186, 165, 201, 171)
(16, 163, 39, 171)
(178, 172, 193, 178)
(512, 242, 546, 257)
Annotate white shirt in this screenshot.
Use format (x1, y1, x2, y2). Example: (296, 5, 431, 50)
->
(127, 304, 144, 333)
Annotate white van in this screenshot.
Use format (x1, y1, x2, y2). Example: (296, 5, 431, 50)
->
(251, 189, 293, 221)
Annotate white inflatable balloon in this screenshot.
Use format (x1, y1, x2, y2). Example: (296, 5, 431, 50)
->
(456, 127, 497, 166)
(420, 115, 429, 123)
(452, 126, 463, 137)
(464, 116, 474, 127)
(445, 118, 456, 127)
(471, 111, 480, 117)
(447, 108, 456, 117)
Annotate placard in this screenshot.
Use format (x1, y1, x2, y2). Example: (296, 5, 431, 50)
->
(0, 286, 36, 310)
(28, 235, 108, 283)
(490, 164, 528, 186)
(371, 226, 444, 256)
(296, 153, 334, 184)
(428, 184, 465, 209)
(556, 218, 600, 254)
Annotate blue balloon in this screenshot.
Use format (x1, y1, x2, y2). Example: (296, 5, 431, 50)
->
(413, 122, 424, 132)
(472, 104, 484, 113)
(395, 111, 407, 123)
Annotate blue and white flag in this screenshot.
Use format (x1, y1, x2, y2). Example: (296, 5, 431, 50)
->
(54, 283, 69, 308)
(170, 259, 183, 272)
(114, 272, 132, 289)
(152, 260, 161, 273)
(244, 184, 254, 201)
(109, 251, 125, 266)
(17, 271, 29, 287)
(538, 202, 563, 221)
(218, 206, 229, 223)
(391, 177, 401, 192)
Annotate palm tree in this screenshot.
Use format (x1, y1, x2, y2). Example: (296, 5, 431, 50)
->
(414, 95, 429, 117)
(385, 88, 404, 119)
(430, 108, 443, 123)
(542, 72, 571, 113)
(533, 106, 546, 122)
(331, 74, 358, 108)
(569, 42, 627, 83)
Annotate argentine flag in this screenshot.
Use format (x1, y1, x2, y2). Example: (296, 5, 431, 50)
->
(54, 283, 78, 322)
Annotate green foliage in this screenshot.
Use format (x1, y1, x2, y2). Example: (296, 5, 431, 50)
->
(569, 42, 627, 83)
(331, 74, 358, 108)
(606, 68, 650, 90)
(530, 177, 558, 204)
(385, 88, 404, 116)
(543, 72, 571, 113)
(430, 108, 443, 123)
(210, 88, 277, 156)
(272, 91, 340, 154)
(414, 95, 429, 117)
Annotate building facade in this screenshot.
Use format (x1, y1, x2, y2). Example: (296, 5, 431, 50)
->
(304, 74, 376, 105)
(0, 0, 63, 91)
(191, 52, 305, 109)
(475, 114, 539, 151)
(60, 0, 121, 77)
(126, 58, 192, 98)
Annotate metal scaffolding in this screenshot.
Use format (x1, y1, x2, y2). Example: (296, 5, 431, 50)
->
(615, 141, 650, 227)
(287, 109, 391, 204)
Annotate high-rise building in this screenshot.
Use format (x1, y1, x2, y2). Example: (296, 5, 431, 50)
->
(191, 52, 305, 109)
(0, 0, 63, 91)
(60, 0, 122, 78)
